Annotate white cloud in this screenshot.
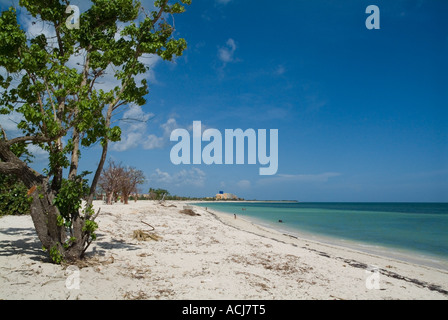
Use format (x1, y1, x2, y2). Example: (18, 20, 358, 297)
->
(27, 144, 48, 160)
(111, 105, 154, 151)
(143, 134, 165, 150)
(114, 116, 180, 151)
(161, 118, 179, 136)
(150, 167, 206, 187)
(151, 168, 172, 183)
(22, 13, 57, 44)
(0, 112, 23, 134)
(112, 131, 143, 152)
(143, 117, 180, 150)
(0, 112, 47, 160)
(122, 105, 153, 129)
(218, 38, 237, 65)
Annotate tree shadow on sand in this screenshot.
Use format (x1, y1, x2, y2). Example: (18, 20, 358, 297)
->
(0, 227, 140, 262)
(83, 231, 141, 258)
(0, 226, 48, 262)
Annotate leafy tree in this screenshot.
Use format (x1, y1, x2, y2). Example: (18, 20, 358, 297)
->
(148, 187, 169, 200)
(0, 133, 34, 216)
(0, 174, 31, 216)
(0, 0, 190, 263)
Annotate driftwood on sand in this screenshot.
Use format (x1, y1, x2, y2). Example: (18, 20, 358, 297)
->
(132, 221, 161, 241)
(179, 209, 200, 216)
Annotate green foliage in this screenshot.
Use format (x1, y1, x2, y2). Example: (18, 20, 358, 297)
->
(0, 0, 191, 262)
(63, 237, 77, 249)
(82, 220, 98, 241)
(0, 143, 33, 217)
(0, 174, 32, 216)
(52, 171, 91, 224)
(49, 245, 64, 264)
(0, 0, 191, 179)
(148, 187, 170, 200)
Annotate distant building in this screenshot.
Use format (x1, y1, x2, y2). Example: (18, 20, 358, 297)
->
(215, 192, 238, 200)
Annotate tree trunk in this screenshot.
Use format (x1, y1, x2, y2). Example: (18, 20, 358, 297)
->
(0, 140, 88, 263)
(123, 193, 129, 204)
(28, 182, 88, 262)
(29, 186, 64, 249)
(107, 192, 113, 205)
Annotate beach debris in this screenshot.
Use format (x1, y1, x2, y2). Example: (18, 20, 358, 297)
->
(123, 290, 150, 300)
(63, 255, 115, 269)
(179, 208, 200, 216)
(132, 221, 161, 241)
(140, 220, 155, 231)
(132, 229, 161, 241)
(160, 203, 176, 208)
(158, 193, 167, 204)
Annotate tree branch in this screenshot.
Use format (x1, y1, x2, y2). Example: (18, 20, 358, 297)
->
(0, 125, 7, 140)
(152, 0, 169, 27)
(5, 135, 51, 146)
(0, 140, 44, 188)
(25, 71, 49, 137)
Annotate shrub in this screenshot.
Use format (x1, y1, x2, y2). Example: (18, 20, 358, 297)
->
(0, 174, 31, 216)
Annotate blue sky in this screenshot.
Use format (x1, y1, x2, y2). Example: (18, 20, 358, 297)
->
(2, 0, 448, 201)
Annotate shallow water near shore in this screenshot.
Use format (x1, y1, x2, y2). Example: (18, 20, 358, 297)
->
(194, 202, 448, 270)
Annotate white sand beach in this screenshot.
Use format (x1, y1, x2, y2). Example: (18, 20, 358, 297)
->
(1, 200, 447, 300)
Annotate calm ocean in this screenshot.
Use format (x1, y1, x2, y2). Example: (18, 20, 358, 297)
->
(194, 202, 448, 269)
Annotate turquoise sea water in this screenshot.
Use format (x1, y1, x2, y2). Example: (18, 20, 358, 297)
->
(194, 202, 448, 268)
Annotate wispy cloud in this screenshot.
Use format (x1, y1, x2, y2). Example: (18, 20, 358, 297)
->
(215, 0, 232, 5)
(111, 107, 184, 152)
(0, 111, 23, 133)
(150, 167, 206, 187)
(237, 179, 251, 189)
(258, 172, 342, 185)
(218, 38, 237, 67)
(274, 65, 286, 76)
(144, 118, 180, 150)
(111, 105, 153, 151)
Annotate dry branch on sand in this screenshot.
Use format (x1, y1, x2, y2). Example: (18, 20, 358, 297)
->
(179, 209, 200, 216)
(132, 220, 161, 241)
(132, 229, 161, 241)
